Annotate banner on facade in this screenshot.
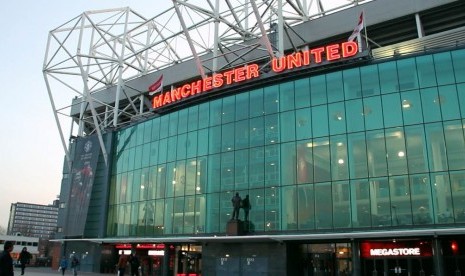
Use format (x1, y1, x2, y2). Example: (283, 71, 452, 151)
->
(65, 135, 100, 237)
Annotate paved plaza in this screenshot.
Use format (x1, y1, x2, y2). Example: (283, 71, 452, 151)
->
(16, 267, 107, 276)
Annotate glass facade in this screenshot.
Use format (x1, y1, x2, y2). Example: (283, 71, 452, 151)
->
(107, 48, 465, 237)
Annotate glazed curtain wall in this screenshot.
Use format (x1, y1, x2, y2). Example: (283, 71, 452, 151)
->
(107, 48, 465, 237)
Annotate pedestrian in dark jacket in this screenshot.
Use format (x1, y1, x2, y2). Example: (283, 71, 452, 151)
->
(59, 256, 68, 276)
(0, 241, 14, 276)
(18, 246, 32, 275)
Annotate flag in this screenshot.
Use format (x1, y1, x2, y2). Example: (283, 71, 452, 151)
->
(148, 75, 163, 95)
(348, 11, 364, 42)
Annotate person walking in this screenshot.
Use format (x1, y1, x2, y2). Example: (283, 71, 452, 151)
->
(0, 241, 14, 276)
(117, 253, 128, 276)
(71, 255, 80, 276)
(18, 247, 32, 275)
(129, 253, 140, 276)
(231, 192, 242, 220)
(59, 256, 68, 276)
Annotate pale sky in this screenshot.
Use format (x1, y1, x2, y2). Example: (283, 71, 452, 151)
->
(0, 0, 356, 230)
(0, 0, 172, 229)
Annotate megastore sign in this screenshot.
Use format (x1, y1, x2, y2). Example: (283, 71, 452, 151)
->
(152, 41, 360, 110)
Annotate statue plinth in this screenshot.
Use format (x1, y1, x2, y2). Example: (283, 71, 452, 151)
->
(226, 220, 244, 236)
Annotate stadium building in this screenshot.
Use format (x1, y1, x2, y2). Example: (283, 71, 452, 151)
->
(44, 0, 465, 274)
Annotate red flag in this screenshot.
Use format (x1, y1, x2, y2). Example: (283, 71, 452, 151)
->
(348, 11, 364, 42)
(148, 75, 163, 95)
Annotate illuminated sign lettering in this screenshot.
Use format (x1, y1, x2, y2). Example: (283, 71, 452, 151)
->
(152, 41, 359, 109)
(369, 248, 421, 256)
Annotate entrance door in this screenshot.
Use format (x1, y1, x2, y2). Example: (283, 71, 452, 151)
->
(362, 258, 433, 275)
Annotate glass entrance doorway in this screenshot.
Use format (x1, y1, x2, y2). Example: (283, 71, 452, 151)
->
(301, 243, 352, 275)
(362, 258, 433, 275)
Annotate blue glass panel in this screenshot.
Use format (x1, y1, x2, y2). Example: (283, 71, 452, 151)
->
(197, 128, 209, 156)
(168, 112, 178, 137)
(411, 174, 433, 225)
(249, 88, 264, 117)
(389, 175, 412, 226)
(425, 122, 448, 172)
(350, 180, 371, 227)
(296, 140, 313, 184)
(385, 128, 407, 176)
(221, 151, 235, 191)
(265, 114, 280, 144)
(282, 185, 298, 230)
(174, 160, 186, 197)
(397, 58, 419, 91)
(452, 49, 465, 83)
(206, 193, 220, 233)
(327, 71, 344, 103)
(348, 132, 368, 178)
(295, 108, 312, 140)
(264, 85, 279, 114)
(313, 137, 331, 183)
(401, 90, 423, 125)
(163, 198, 173, 234)
(143, 120, 153, 144)
(382, 93, 403, 128)
(333, 181, 351, 228)
(443, 121, 465, 170)
(343, 68, 361, 100)
(207, 154, 221, 193)
(458, 84, 465, 118)
(198, 102, 210, 129)
(369, 178, 391, 227)
(235, 92, 249, 121)
(328, 102, 346, 135)
(330, 135, 349, 180)
(151, 118, 160, 141)
(363, 96, 383, 130)
(438, 85, 461, 121)
(297, 184, 315, 230)
(222, 96, 235, 124)
(366, 130, 388, 177)
(159, 115, 169, 139)
(360, 64, 380, 97)
(450, 171, 465, 222)
(405, 125, 428, 174)
(234, 149, 249, 191)
(250, 117, 264, 147)
(315, 182, 332, 229)
(345, 99, 364, 132)
(310, 75, 327, 105)
(235, 120, 249, 150)
(176, 133, 187, 160)
(311, 105, 329, 137)
(221, 123, 235, 152)
(165, 162, 175, 198)
(279, 81, 295, 112)
(167, 136, 177, 162)
(378, 61, 399, 94)
(156, 165, 166, 199)
(281, 142, 296, 186)
(188, 106, 199, 131)
(178, 109, 188, 134)
(158, 139, 167, 164)
(208, 125, 221, 154)
(416, 55, 437, 88)
(265, 144, 280, 187)
(431, 172, 453, 224)
(420, 87, 442, 123)
(249, 147, 264, 188)
(209, 99, 222, 126)
(279, 111, 295, 143)
(294, 78, 311, 109)
(186, 131, 198, 158)
(434, 52, 455, 85)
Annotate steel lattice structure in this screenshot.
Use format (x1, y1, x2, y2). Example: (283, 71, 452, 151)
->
(43, 0, 371, 168)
